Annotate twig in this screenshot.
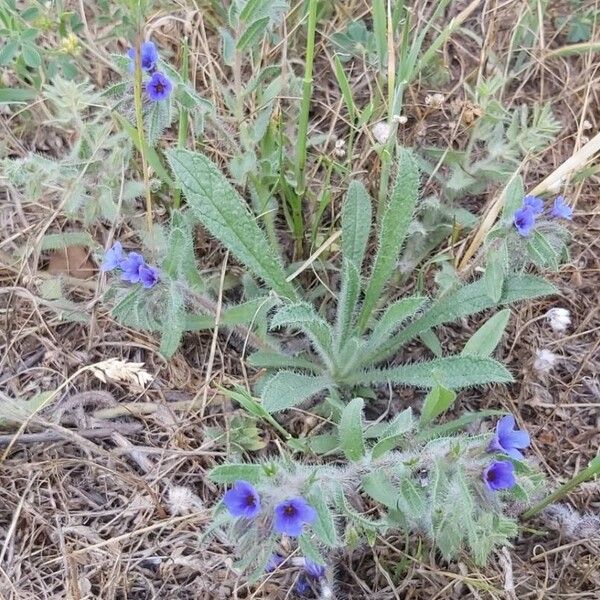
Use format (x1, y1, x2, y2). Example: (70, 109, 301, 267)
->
(0, 423, 143, 446)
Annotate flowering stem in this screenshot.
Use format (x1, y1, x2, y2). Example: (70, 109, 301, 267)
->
(176, 282, 272, 352)
(174, 40, 190, 210)
(132, 35, 153, 231)
(292, 0, 318, 250)
(521, 454, 600, 519)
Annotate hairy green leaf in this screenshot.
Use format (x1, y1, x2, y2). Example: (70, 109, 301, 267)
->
(357, 148, 420, 330)
(271, 302, 334, 368)
(372, 409, 415, 458)
(334, 258, 361, 349)
(237, 17, 270, 51)
(310, 492, 338, 547)
(338, 397, 366, 461)
(362, 471, 400, 508)
(262, 371, 330, 413)
(184, 296, 275, 331)
(367, 295, 427, 352)
(348, 356, 513, 390)
(462, 309, 510, 357)
(159, 281, 185, 357)
(484, 243, 506, 302)
(528, 230, 560, 270)
(40, 231, 97, 251)
(167, 148, 297, 299)
(373, 275, 556, 362)
(247, 350, 320, 372)
(420, 383, 457, 425)
(209, 463, 267, 483)
(342, 180, 372, 269)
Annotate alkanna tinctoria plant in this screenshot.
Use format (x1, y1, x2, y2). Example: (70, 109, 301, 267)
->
(163, 146, 557, 415)
(205, 405, 543, 594)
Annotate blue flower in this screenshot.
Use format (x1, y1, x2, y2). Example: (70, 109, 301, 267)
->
(304, 558, 326, 579)
(120, 252, 145, 284)
(487, 415, 530, 460)
(522, 195, 544, 215)
(127, 41, 159, 73)
(295, 576, 312, 596)
(513, 205, 536, 236)
(146, 72, 172, 102)
(139, 264, 160, 289)
(101, 242, 125, 272)
(223, 480, 261, 519)
(483, 460, 516, 491)
(273, 497, 316, 537)
(265, 553, 284, 573)
(551, 195, 573, 220)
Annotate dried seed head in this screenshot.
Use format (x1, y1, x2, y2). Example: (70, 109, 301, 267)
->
(168, 485, 204, 515)
(545, 307, 571, 333)
(425, 93, 445, 109)
(392, 114, 408, 124)
(334, 138, 346, 157)
(533, 348, 558, 373)
(372, 121, 391, 144)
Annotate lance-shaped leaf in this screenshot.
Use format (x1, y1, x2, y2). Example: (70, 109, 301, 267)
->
(262, 371, 331, 413)
(167, 148, 297, 299)
(366, 295, 427, 353)
(342, 180, 372, 270)
(370, 274, 556, 363)
(271, 302, 334, 369)
(461, 309, 511, 357)
(334, 258, 361, 349)
(338, 397, 366, 461)
(357, 148, 420, 331)
(346, 356, 513, 390)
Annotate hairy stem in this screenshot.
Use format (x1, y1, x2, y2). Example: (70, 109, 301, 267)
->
(293, 0, 319, 247)
(132, 35, 153, 232)
(174, 39, 190, 210)
(522, 455, 600, 519)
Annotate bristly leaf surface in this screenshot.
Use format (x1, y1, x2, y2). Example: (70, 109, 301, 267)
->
(167, 148, 298, 300)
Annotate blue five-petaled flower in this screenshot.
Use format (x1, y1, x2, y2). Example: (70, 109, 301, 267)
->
(304, 558, 326, 579)
(120, 252, 145, 284)
(551, 195, 573, 220)
(101, 241, 125, 271)
(522, 195, 544, 215)
(102, 243, 160, 289)
(265, 553, 284, 573)
(127, 41, 159, 73)
(146, 71, 172, 102)
(223, 480, 261, 519)
(513, 205, 536, 237)
(513, 194, 572, 236)
(274, 497, 317, 537)
(488, 415, 530, 459)
(483, 460, 516, 491)
(139, 264, 160, 289)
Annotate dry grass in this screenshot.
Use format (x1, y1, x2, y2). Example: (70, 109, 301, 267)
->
(1, 1, 599, 598)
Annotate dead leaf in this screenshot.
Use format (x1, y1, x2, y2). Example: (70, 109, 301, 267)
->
(47, 246, 95, 279)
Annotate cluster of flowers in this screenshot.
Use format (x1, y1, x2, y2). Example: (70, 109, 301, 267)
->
(101, 242, 159, 289)
(127, 41, 172, 102)
(223, 482, 325, 594)
(484, 415, 530, 490)
(513, 194, 572, 236)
